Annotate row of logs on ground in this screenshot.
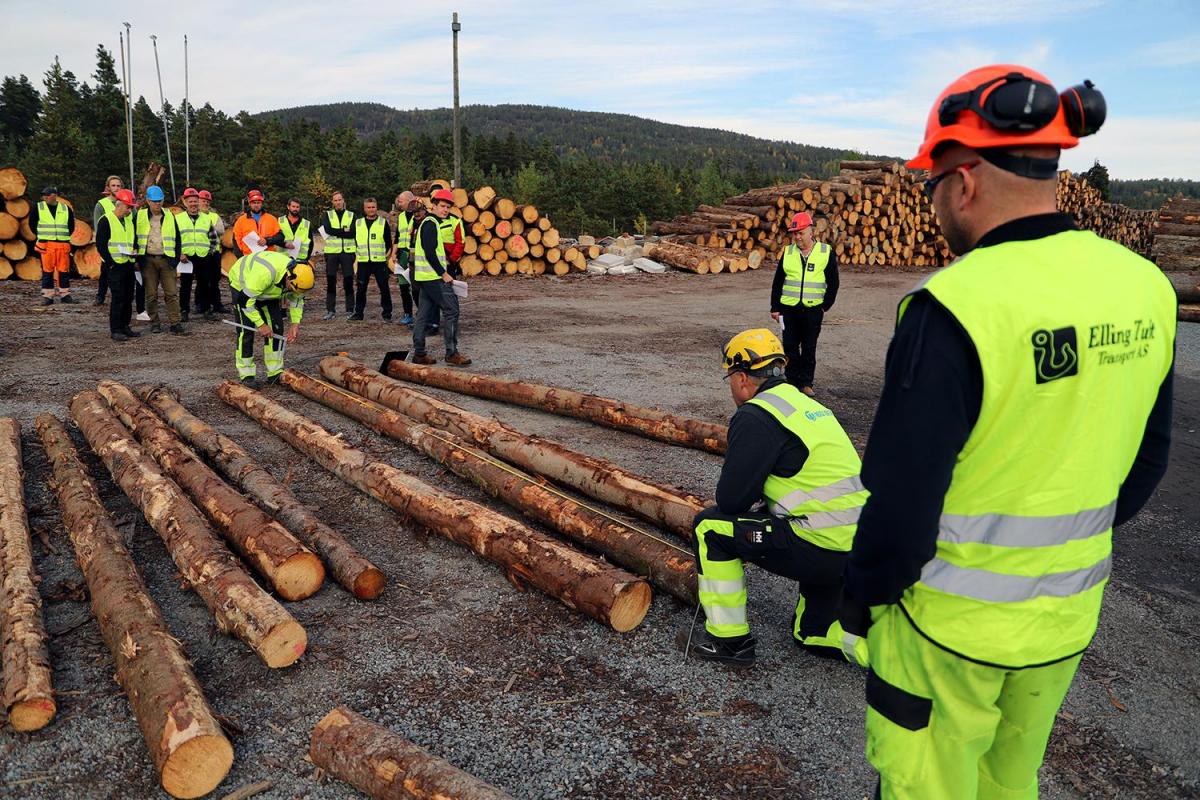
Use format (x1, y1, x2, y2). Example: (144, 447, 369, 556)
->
(0, 358, 734, 796)
(652, 159, 1160, 269)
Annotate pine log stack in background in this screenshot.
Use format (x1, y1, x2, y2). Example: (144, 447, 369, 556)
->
(1152, 197, 1200, 270)
(0, 166, 101, 281)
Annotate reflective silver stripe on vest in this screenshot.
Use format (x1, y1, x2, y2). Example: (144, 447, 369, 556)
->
(755, 392, 796, 416)
(703, 605, 748, 625)
(919, 555, 1112, 603)
(937, 502, 1116, 549)
(769, 475, 865, 515)
(794, 507, 862, 529)
(842, 632, 861, 664)
(697, 576, 745, 596)
(238, 254, 279, 298)
(783, 279, 806, 288)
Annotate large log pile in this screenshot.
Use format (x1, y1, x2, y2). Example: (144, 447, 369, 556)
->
(1152, 197, 1200, 270)
(0, 166, 98, 281)
(652, 160, 1159, 270)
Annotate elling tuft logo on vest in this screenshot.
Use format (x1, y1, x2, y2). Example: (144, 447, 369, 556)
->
(1031, 327, 1079, 384)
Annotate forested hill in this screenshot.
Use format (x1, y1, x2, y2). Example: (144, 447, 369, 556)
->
(256, 102, 873, 178)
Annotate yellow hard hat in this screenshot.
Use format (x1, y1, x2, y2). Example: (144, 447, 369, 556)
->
(722, 328, 786, 374)
(287, 261, 315, 292)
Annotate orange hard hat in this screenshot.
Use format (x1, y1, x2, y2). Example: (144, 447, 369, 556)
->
(247, 189, 264, 202)
(181, 187, 199, 199)
(909, 65, 1083, 170)
(114, 189, 136, 206)
(431, 189, 455, 203)
(788, 212, 813, 232)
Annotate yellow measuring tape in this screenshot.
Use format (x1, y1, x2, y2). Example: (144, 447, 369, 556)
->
(299, 374, 694, 556)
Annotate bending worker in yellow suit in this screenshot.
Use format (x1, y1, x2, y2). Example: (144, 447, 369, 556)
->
(689, 328, 869, 667)
(842, 65, 1175, 799)
(227, 250, 315, 388)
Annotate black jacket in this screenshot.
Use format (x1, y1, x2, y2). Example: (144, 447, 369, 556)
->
(715, 377, 810, 514)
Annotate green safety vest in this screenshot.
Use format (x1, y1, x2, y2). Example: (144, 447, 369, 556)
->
(279, 215, 312, 261)
(228, 250, 305, 325)
(896, 229, 1177, 668)
(412, 216, 447, 282)
(780, 242, 831, 308)
(98, 196, 116, 216)
(36, 201, 71, 242)
(324, 209, 354, 254)
(135, 208, 179, 258)
(103, 211, 135, 264)
(175, 211, 214, 257)
(354, 216, 387, 263)
(748, 382, 867, 552)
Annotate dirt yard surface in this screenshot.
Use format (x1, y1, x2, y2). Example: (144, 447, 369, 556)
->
(1, 267, 1197, 800)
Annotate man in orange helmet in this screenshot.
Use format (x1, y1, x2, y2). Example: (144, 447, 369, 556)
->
(842, 65, 1174, 799)
(232, 189, 284, 256)
(771, 211, 838, 396)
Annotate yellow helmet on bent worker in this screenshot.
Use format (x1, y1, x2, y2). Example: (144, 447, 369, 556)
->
(287, 260, 315, 292)
(722, 328, 787, 375)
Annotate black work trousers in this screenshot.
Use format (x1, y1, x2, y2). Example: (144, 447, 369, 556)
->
(325, 252, 356, 312)
(354, 262, 393, 318)
(781, 306, 824, 389)
(96, 262, 109, 302)
(108, 262, 136, 333)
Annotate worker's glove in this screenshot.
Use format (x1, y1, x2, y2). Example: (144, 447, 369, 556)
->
(839, 589, 872, 638)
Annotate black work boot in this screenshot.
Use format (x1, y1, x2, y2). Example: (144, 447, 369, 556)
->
(240, 376, 262, 390)
(689, 632, 757, 667)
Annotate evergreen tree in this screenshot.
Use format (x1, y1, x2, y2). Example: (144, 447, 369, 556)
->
(1082, 159, 1111, 202)
(0, 75, 41, 154)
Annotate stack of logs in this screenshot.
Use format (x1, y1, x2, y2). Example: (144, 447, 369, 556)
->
(1152, 197, 1200, 270)
(652, 160, 1160, 270)
(0, 167, 98, 281)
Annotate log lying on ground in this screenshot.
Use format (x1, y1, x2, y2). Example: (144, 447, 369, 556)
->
(1180, 304, 1200, 324)
(140, 387, 384, 600)
(217, 381, 651, 632)
(384, 359, 729, 454)
(98, 381, 325, 601)
(311, 706, 512, 800)
(70, 391, 306, 668)
(35, 415, 233, 799)
(324, 357, 705, 540)
(0, 418, 55, 732)
(283, 371, 696, 603)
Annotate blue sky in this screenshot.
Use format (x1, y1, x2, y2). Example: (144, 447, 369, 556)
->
(4, 1, 1198, 179)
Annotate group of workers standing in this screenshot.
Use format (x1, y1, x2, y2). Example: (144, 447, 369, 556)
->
(692, 64, 1176, 799)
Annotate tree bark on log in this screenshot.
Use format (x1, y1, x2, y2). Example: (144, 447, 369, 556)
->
(140, 387, 385, 601)
(1180, 304, 1200, 323)
(321, 357, 705, 540)
(70, 391, 306, 668)
(0, 418, 55, 732)
(282, 371, 696, 603)
(97, 381, 325, 602)
(217, 381, 651, 632)
(34, 415, 233, 799)
(311, 706, 512, 800)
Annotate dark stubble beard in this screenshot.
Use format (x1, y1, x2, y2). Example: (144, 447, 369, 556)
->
(935, 204, 974, 256)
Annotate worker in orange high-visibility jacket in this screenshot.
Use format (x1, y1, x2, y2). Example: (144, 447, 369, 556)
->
(232, 189, 284, 256)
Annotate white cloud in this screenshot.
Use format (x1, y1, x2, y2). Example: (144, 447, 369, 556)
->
(1063, 116, 1200, 180)
(1135, 34, 1200, 67)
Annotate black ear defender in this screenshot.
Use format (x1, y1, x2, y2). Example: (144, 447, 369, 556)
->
(1060, 80, 1106, 137)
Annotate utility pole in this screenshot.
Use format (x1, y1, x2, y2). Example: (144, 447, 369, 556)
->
(452, 12, 462, 188)
(150, 35, 177, 199)
(184, 34, 190, 186)
(121, 23, 135, 191)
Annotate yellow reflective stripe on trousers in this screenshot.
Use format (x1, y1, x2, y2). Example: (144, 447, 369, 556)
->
(919, 554, 1112, 603)
(937, 501, 1116, 548)
(698, 576, 746, 595)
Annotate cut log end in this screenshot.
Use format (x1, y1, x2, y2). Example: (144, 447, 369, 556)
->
(160, 733, 235, 799)
(274, 552, 327, 601)
(352, 567, 387, 600)
(7, 696, 56, 732)
(609, 580, 652, 633)
(258, 619, 307, 668)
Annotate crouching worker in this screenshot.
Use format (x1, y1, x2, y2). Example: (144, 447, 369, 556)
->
(227, 250, 314, 388)
(690, 328, 869, 668)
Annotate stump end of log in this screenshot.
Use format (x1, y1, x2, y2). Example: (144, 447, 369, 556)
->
(160, 731, 234, 799)
(352, 566, 387, 600)
(609, 580, 652, 632)
(261, 619, 308, 668)
(274, 551, 327, 601)
(7, 696, 56, 732)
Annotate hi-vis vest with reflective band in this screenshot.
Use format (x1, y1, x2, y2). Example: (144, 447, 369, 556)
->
(135, 208, 178, 258)
(324, 209, 354, 254)
(228, 250, 292, 300)
(36, 202, 71, 242)
(412, 216, 446, 281)
(279, 216, 312, 261)
(355, 216, 387, 263)
(780, 242, 830, 307)
(748, 382, 866, 552)
(175, 211, 214, 257)
(438, 214, 464, 245)
(898, 229, 1176, 668)
(98, 196, 116, 217)
(103, 211, 135, 264)
(396, 211, 415, 250)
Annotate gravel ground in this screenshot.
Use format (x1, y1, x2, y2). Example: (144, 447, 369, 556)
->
(0, 268, 1197, 799)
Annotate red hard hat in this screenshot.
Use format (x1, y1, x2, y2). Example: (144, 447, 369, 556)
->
(788, 212, 813, 232)
(247, 189, 264, 202)
(181, 187, 199, 199)
(199, 190, 213, 201)
(908, 64, 1079, 170)
(431, 189, 455, 203)
(114, 189, 136, 206)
